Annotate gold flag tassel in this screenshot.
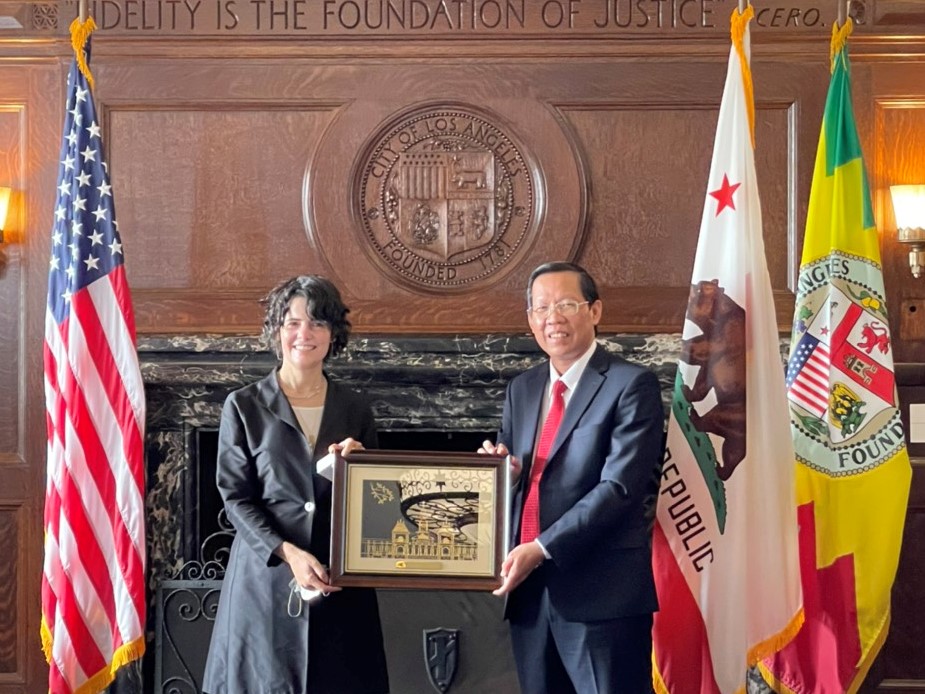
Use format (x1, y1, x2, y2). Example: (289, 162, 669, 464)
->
(730, 3, 756, 150)
(69, 15, 97, 91)
(830, 10, 853, 73)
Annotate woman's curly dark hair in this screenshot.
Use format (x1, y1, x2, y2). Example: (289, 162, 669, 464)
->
(261, 275, 352, 361)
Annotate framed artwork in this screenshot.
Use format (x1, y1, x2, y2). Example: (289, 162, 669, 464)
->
(330, 450, 511, 590)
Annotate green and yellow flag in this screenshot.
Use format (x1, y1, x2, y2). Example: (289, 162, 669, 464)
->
(760, 19, 912, 693)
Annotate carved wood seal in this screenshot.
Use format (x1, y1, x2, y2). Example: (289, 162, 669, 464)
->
(353, 102, 536, 292)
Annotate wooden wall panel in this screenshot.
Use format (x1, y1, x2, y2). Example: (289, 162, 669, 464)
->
(870, 94, 925, 362)
(0, 507, 20, 676)
(868, 374, 925, 690)
(562, 101, 792, 288)
(0, 58, 68, 693)
(870, 460, 925, 689)
(107, 106, 339, 290)
(563, 105, 712, 287)
(97, 56, 833, 335)
(0, 107, 24, 450)
(0, 86, 29, 691)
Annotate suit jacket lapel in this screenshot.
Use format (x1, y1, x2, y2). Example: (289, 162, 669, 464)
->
(545, 344, 608, 464)
(255, 370, 302, 433)
(252, 370, 315, 500)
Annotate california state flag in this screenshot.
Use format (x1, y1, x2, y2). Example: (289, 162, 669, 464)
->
(652, 6, 803, 693)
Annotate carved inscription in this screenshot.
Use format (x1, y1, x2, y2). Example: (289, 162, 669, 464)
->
(56, 0, 832, 34)
(355, 105, 535, 291)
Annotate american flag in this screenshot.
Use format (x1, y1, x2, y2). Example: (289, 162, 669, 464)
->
(786, 333, 831, 418)
(41, 19, 147, 693)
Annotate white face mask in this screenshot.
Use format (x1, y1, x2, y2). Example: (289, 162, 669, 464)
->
(287, 577, 326, 617)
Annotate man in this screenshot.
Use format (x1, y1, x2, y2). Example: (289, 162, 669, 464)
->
(480, 261, 665, 694)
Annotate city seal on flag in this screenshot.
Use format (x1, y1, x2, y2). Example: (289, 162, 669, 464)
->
(787, 251, 905, 477)
(355, 103, 535, 292)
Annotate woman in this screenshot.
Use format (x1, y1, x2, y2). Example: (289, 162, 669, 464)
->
(203, 275, 389, 694)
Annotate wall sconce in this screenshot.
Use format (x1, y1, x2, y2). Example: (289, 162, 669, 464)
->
(0, 186, 10, 243)
(890, 184, 925, 278)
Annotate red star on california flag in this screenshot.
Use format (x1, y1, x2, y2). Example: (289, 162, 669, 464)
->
(709, 173, 741, 216)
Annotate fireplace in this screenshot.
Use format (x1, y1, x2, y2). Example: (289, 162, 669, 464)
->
(141, 333, 678, 693)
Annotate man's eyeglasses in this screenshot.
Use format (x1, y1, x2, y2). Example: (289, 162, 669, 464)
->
(527, 300, 590, 320)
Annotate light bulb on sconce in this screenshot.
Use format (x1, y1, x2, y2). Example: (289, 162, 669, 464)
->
(0, 186, 11, 243)
(890, 184, 925, 279)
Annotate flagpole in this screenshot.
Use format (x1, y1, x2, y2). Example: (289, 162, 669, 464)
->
(738, 0, 746, 12)
(79, 0, 87, 22)
(836, 0, 846, 27)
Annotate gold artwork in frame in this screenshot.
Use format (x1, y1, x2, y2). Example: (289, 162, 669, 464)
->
(330, 450, 511, 590)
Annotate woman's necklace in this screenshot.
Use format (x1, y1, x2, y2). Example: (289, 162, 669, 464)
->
(280, 375, 327, 403)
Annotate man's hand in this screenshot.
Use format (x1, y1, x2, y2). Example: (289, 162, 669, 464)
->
(492, 541, 545, 597)
(478, 441, 522, 482)
(478, 439, 507, 456)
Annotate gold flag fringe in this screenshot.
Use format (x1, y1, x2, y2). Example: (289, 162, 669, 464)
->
(746, 607, 805, 666)
(653, 607, 804, 693)
(41, 582, 146, 691)
(730, 3, 756, 150)
(750, 607, 806, 692)
(652, 652, 669, 694)
(40, 615, 53, 664)
(69, 15, 97, 91)
(73, 637, 146, 694)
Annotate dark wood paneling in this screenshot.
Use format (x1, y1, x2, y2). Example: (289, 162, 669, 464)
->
(106, 104, 338, 290)
(864, 376, 925, 691)
(0, 106, 24, 451)
(0, 64, 51, 692)
(883, 459, 925, 685)
(871, 97, 925, 363)
(0, 507, 20, 675)
(0, 58, 69, 694)
(562, 97, 795, 290)
(99, 55, 828, 334)
(864, 459, 925, 692)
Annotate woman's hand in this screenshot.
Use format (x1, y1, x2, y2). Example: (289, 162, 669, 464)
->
(328, 437, 365, 456)
(277, 541, 341, 594)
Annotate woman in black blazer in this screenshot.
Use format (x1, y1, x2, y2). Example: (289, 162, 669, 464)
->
(203, 275, 389, 694)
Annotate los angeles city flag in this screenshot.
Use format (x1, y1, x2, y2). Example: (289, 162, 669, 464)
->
(42, 16, 147, 693)
(759, 18, 911, 693)
(652, 6, 803, 692)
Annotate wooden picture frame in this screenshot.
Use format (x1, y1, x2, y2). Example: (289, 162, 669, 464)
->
(330, 450, 511, 590)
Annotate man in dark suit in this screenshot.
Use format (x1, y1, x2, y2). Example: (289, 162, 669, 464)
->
(480, 261, 665, 694)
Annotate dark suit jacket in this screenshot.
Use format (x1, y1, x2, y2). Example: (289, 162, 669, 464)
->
(499, 344, 665, 623)
(203, 371, 388, 694)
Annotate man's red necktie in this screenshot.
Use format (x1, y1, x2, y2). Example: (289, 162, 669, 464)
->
(519, 379, 567, 545)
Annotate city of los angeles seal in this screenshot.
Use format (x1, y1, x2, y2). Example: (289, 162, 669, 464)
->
(787, 252, 905, 476)
(354, 103, 536, 291)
